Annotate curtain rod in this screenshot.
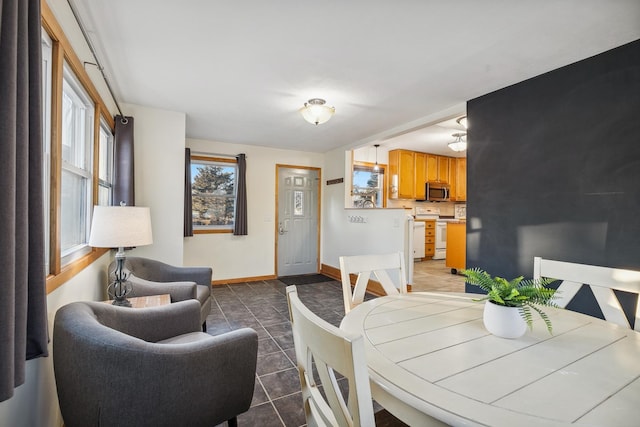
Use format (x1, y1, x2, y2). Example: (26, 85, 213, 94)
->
(66, 0, 127, 123)
(190, 151, 246, 159)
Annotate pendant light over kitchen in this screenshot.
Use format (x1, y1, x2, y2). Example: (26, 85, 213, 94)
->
(374, 144, 380, 171)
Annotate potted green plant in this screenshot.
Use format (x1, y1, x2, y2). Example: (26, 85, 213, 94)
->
(461, 268, 559, 338)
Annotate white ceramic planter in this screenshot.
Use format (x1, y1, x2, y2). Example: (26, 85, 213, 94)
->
(483, 301, 527, 339)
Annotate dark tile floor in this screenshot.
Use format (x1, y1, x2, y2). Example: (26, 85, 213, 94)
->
(207, 278, 393, 427)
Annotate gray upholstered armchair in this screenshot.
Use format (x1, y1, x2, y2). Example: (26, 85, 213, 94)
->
(109, 257, 212, 330)
(53, 299, 258, 427)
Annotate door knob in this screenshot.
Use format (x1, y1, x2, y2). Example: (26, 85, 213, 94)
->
(279, 222, 287, 235)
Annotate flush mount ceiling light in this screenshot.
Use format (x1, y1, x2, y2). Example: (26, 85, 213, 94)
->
(300, 98, 335, 125)
(448, 132, 467, 152)
(456, 115, 468, 129)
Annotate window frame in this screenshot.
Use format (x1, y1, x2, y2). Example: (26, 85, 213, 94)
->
(190, 155, 238, 234)
(42, 3, 116, 293)
(59, 62, 95, 265)
(97, 118, 115, 206)
(351, 161, 387, 208)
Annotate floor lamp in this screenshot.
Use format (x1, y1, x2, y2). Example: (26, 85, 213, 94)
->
(89, 205, 153, 307)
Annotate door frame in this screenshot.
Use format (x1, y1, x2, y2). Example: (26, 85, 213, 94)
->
(275, 164, 322, 276)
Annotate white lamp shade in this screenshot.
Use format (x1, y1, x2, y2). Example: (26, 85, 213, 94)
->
(89, 206, 153, 248)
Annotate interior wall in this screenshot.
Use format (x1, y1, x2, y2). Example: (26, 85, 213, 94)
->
(466, 40, 640, 314)
(122, 104, 187, 265)
(321, 147, 407, 270)
(183, 139, 323, 281)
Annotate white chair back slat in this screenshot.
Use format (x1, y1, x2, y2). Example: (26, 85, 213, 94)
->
(553, 280, 583, 308)
(286, 286, 375, 427)
(590, 286, 631, 329)
(339, 252, 408, 314)
(533, 257, 640, 331)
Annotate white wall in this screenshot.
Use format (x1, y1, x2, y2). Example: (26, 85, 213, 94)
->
(184, 138, 323, 281)
(321, 147, 407, 269)
(122, 104, 186, 265)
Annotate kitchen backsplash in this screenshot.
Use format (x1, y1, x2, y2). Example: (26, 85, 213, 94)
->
(387, 199, 464, 217)
(454, 204, 466, 219)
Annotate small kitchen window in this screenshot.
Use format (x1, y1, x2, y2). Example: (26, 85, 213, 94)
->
(351, 162, 386, 208)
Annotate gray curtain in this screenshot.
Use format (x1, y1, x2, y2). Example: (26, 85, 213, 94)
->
(113, 115, 135, 206)
(0, 0, 49, 402)
(234, 153, 248, 235)
(184, 148, 193, 237)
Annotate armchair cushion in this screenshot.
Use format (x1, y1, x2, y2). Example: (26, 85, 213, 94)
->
(128, 274, 197, 302)
(109, 257, 213, 328)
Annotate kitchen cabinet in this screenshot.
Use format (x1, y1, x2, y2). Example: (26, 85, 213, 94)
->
(426, 154, 449, 184)
(389, 149, 457, 199)
(454, 158, 466, 201)
(389, 150, 426, 199)
(388, 150, 414, 199)
(426, 154, 438, 182)
(437, 156, 450, 183)
(445, 222, 466, 273)
(416, 219, 436, 259)
(414, 153, 426, 200)
(449, 157, 467, 201)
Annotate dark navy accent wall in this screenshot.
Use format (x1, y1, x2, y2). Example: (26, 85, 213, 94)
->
(465, 40, 640, 317)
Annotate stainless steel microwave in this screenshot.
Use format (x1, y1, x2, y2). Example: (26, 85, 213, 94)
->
(425, 182, 450, 202)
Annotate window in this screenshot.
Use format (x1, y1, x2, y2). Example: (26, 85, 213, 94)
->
(98, 119, 114, 206)
(42, 31, 53, 275)
(352, 162, 385, 208)
(60, 63, 94, 264)
(41, 4, 117, 292)
(191, 156, 238, 233)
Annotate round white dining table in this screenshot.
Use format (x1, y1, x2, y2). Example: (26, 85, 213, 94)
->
(340, 292, 640, 427)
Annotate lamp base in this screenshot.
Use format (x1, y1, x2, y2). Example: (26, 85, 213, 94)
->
(108, 250, 133, 307)
(111, 297, 132, 307)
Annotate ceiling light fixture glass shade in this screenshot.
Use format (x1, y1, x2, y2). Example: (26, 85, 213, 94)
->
(448, 133, 467, 152)
(456, 116, 468, 129)
(300, 98, 335, 125)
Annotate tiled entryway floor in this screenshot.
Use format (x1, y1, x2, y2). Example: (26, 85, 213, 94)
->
(208, 279, 353, 427)
(209, 261, 463, 426)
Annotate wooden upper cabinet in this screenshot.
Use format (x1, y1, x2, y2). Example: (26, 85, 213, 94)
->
(449, 158, 457, 200)
(389, 149, 461, 200)
(454, 158, 467, 201)
(388, 149, 415, 199)
(426, 154, 438, 182)
(414, 152, 426, 200)
(438, 156, 450, 183)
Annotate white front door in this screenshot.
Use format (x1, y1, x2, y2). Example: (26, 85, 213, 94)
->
(276, 166, 320, 276)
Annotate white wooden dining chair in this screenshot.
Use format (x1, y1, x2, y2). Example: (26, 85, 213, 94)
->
(286, 286, 375, 427)
(339, 252, 408, 314)
(533, 256, 640, 331)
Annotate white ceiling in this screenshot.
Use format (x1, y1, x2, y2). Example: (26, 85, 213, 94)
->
(70, 0, 640, 154)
